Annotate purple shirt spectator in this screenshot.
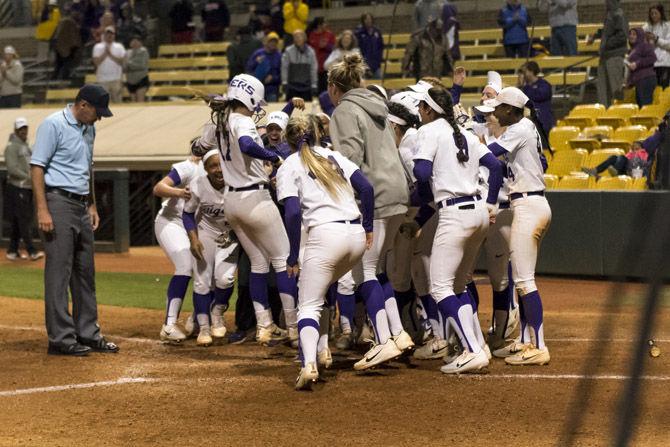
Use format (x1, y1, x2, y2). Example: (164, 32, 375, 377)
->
(355, 13, 384, 77)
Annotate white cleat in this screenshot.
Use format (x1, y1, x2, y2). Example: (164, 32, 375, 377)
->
(335, 330, 353, 350)
(354, 338, 402, 371)
(356, 322, 375, 346)
(483, 344, 492, 361)
(256, 324, 288, 346)
(440, 349, 489, 374)
(413, 337, 448, 360)
(492, 339, 530, 359)
(505, 306, 520, 338)
(317, 347, 333, 369)
(288, 325, 299, 349)
(210, 313, 227, 339)
(184, 313, 198, 338)
(160, 324, 187, 343)
(443, 338, 462, 364)
(196, 326, 213, 347)
(392, 330, 415, 352)
(295, 362, 319, 391)
(505, 346, 551, 366)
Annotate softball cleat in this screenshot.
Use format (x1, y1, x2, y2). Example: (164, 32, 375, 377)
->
(505, 346, 550, 366)
(483, 344, 492, 361)
(256, 323, 288, 346)
(354, 338, 402, 371)
(211, 323, 227, 339)
(317, 347, 333, 369)
(392, 330, 415, 352)
(413, 337, 448, 360)
(288, 325, 299, 349)
(492, 339, 530, 358)
(184, 313, 199, 338)
(196, 327, 213, 347)
(295, 362, 319, 391)
(440, 349, 489, 374)
(160, 324, 187, 343)
(505, 307, 520, 338)
(335, 330, 353, 350)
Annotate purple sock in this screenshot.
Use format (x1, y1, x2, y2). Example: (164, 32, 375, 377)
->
(520, 290, 545, 349)
(377, 273, 394, 299)
(466, 281, 479, 311)
(518, 295, 528, 343)
(298, 317, 320, 366)
(250, 272, 270, 309)
(327, 283, 337, 307)
(165, 275, 190, 324)
(214, 287, 234, 310)
(275, 270, 298, 306)
(420, 294, 438, 322)
(358, 279, 391, 343)
(193, 292, 212, 317)
(337, 292, 355, 331)
(507, 262, 516, 309)
(437, 296, 476, 352)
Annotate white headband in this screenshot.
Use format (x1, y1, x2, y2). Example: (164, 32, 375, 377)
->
(388, 114, 407, 126)
(203, 149, 219, 163)
(423, 92, 445, 115)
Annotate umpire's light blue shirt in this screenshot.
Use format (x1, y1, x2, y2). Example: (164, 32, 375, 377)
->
(31, 105, 96, 196)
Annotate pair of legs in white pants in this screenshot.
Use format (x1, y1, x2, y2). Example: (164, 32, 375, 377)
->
(298, 222, 366, 366)
(223, 189, 297, 330)
(431, 202, 489, 354)
(155, 216, 192, 326)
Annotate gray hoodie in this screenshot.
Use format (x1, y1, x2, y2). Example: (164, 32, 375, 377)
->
(539, 0, 578, 28)
(598, 0, 629, 59)
(330, 88, 409, 219)
(4, 133, 31, 189)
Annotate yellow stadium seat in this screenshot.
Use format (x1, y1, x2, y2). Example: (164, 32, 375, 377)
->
(562, 116, 596, 128)
(572, 103, 607, 114)
(569, 138, 601, 151)
(564, 104, 607, 127)
(629, 104, 667, 128)
(595, 175, 633, 190)
(583, 125, 614, 140)
(612, 125, 648, 143)
(652, 85, 664, 104)
(557, 173, 591, 190)
(549, 126, 581, 151)
(543, 174, 559, 189)
(546, 149, 588, 176)
(630, 176, 648, 190)
(596, 104, 638, 128)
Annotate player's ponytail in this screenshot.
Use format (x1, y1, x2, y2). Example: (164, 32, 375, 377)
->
(328, 52, 368, 93)
(286, 115, 352, 201)
(196, 95, 242, 157)
(427, 87, 469, 163)
(525, 99, 553, 155)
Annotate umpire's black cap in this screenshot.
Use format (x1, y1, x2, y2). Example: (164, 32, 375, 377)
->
(76, 84, 113, 118)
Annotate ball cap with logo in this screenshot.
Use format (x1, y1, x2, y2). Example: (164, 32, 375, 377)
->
(476, 87, 529, 114)
(77, 84, 113, 117)
(267, 111, 289, 131)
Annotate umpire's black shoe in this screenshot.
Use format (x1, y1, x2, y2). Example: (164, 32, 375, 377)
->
(47, 342, 91, 356)
(78, 337, 120, 353)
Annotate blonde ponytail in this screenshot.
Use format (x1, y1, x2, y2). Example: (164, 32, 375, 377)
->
(286, 115, 352, 201)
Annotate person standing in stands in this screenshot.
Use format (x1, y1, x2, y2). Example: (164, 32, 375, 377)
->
(308, 17, 335, 92)
(283, 0, 308, 45)
(227, 26, 262, 80)
(402, 19, 450, 80)
(52, 7, 82, 80)
(498, 0, 531, 58)
(92, 26, 126, 103)
(626, 28, 658, 107)
(0, 46, 23, 108)
(168, 0, 193, 44)
(201, 0, 230, 42)
(414, 0, 445, 30)
(643, 4, 670, 88)
(355, 13, 384, 80)
(247, 32, 283, 102)
(539, 0, 578, 56)
(590, 0, 628, 107)
(442, 1, 460, 62)
(281, 29, 318, 101)
(518, 61, 555, 135)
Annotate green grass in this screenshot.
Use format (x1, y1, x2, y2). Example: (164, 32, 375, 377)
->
(0, 266, 238, 311)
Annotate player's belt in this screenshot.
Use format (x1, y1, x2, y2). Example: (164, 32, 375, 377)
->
(333, 218, 361, 225)
(437, 194, 481, 209)
(46, 187, 89, 203)
(226, 183, 268, 192)
(498, 201, 510, 209)
(510, 190, 544, 201)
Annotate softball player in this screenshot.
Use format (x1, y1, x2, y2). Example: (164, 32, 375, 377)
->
(190, 74, 297, 346)
(182, 150, 238, 346)
(413, 87, 503, 374)
(277, 114, 374, 389)
(486, 87, 552, 365)
(153, 155, 204, 342)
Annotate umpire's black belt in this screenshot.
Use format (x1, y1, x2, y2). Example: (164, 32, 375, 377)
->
(510, 190, 544, 201)
(46, 187, 89, 203)
(334, 218, 361, 225)
(226, 183, 268, 192)
(437, 194, 481, 209)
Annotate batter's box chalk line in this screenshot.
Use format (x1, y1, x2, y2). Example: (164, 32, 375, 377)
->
(456, 373, 670, 381)
(0, 377, 162, 397)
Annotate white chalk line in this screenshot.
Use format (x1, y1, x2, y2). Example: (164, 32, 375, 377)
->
(0, 377, 161, 397)
(461, 373, 670, 382)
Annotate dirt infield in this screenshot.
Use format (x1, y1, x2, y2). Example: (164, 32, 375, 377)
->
(0, 249, 669, 446)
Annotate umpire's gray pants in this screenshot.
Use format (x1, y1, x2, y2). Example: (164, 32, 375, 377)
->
(44, 192, 101, 346)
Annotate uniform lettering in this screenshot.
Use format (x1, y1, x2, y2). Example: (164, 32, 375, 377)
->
(230, 79, 255, 96)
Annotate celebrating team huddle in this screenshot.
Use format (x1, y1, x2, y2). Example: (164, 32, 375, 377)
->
(153, 53, 552, 390)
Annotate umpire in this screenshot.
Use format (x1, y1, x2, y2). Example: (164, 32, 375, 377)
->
(30, 84, 118, 356)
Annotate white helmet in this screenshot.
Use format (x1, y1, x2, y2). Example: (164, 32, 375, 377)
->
(390, 91, 421, 118)
(227, 74, 266, 112)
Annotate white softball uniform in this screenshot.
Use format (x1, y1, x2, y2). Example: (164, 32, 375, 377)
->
(154, 159, 204, 276)
(184, 174, 239, 295)
(398, 128, 419, 183)
(492, 117, 551, 295)
(414, 119, 490, 300)
(275, 147, 366, 323)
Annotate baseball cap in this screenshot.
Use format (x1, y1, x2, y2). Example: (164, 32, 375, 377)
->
(14, 117, 28, 129)
(474, 99, 497, 114)
(390, 91, 421, 117)
(266, 31, 280, 41)
(267, 111, 289, 130)
(487, 87, 529, 110)
(4, 46, 16, 56)
(104, 26, 115, 33)
(407, 80, 433, 94)
(77, 84, 113, 117)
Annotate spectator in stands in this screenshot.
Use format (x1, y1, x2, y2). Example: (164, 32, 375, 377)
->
(442, 1, 460, 62)
(355, 13, 384, 79)
(52, 8, 82, 80)
(35, 0, 60, 62)
(324, 30, 360, 72)
(201, 0, 230, 42)
(116, 2, 146, 47)
(539, 0, 578, 56)
(4, 117, 43, 261)
(0, 46, 23, 109)
(247, 32, 283, 102)
(169, 0, 193, 44)
(93, 10, 115, 43)
(125, 36, 149, 103)
(583, 146, 650, 178)
(414, 0, 445, 31)
(626, 27, 658, 107)
(92, 26, 126, 103)
(281, 29, 318, 101)
(518, 61, 555, 135)
(283, 0, 309, 44)
(227, 26, 262, 80)
(270, 0, 284, 36)
(80, 0, 105, 45)
(308, 17, 335, 92)
(590, 0, 628, 107)
(498, 0, 531, 58)
(402, 18, 450, 81)
(643, 4, 670, 88)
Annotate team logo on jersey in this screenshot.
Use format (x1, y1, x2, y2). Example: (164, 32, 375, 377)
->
(229, 78, 256, 96)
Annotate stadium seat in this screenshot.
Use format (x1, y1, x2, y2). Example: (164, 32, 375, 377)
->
(149, 56, 228, 70)
(595, 175, 633, 190)
(543, 174, 559, 189)
(584, 149, 626, 175)
(569, 138, 601, 151)
(630, 104, 666, 127)
(583, 125, 614, 140)
(596, 104, 638, 128)
(546, 149, 588, 176)
(612, 125, 648, 143)
(557, 173, 591, 189)
(630, 176, 648, 190)
(549, 126, 581, 151)
(563, 104, 606, 127)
